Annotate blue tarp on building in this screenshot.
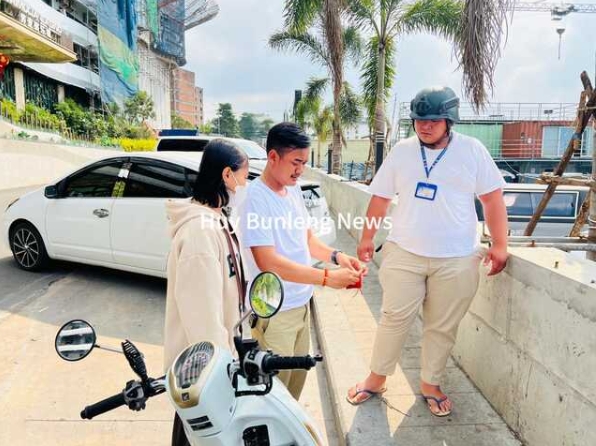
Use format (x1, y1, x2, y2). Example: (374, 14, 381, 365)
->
(97, 0, 139, 106)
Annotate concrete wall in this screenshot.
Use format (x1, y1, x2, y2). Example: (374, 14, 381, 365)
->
(452, 248, 596, 446)
(303, 166, 596, 446)
(301, 167, 393, 250)
(0, 137, 118, 189)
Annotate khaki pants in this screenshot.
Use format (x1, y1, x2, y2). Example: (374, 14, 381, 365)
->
(370, 242, 482, 385)
(252, 304, 310, 399)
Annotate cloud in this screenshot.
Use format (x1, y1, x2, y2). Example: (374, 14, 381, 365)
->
(184, 1, 596, 122)
(185, 0, 324, 121)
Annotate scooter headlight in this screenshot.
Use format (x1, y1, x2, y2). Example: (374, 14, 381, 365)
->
(173, 342, 215, 390)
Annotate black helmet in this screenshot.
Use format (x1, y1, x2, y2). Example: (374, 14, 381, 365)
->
(410, 86, 460, 123)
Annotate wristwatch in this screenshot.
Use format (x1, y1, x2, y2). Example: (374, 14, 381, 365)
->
(331, 250, 342, 265)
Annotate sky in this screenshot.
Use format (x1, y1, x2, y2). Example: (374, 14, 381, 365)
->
(184, 0, 596, 124)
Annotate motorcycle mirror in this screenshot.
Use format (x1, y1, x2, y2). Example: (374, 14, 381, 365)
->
(248, 272, 284, 319)
(54, 319, 97, 362)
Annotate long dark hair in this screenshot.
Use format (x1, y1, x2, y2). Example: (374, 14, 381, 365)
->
(193, 139, 248, 208)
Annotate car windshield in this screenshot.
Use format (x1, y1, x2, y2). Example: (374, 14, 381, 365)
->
(234, 140, 267, 160)
(157, 139, 208, 152)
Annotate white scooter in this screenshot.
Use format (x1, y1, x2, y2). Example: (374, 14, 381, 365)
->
(54, 272, 325, 446)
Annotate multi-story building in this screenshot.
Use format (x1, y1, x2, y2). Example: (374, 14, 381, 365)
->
(0, 0, 219, 130)
(0, 0, 93, 110)
(171, 67, 203, 127)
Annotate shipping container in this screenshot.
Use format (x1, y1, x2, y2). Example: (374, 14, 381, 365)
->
(453, 123, 503, 157)
(502, 121, 571, 158)
(406, 123, 503, 157)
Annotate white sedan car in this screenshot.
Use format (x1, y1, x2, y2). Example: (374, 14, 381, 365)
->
(3, 151, 335, 277)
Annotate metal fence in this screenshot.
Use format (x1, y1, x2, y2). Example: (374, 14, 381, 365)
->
(317, 159, 373, 183)
(0, 101, 103, 147)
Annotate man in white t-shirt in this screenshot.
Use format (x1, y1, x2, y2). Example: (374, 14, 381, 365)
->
(346, 87, 509, 417)
(239, 122, 364, 400)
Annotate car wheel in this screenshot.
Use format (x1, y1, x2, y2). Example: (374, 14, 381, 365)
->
(10, 222, 50, 271)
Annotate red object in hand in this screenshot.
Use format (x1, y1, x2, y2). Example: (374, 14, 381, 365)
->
(347, 275, 363, 290)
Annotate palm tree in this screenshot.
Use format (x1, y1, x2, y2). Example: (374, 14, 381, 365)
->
(312, 106, 334, 168)
(271, 1, 361, 174)
(346, 0, 512, 172)
(294, 77, 361, 169)
(360, 34, 396, 178)
(299, 78, 333, 168)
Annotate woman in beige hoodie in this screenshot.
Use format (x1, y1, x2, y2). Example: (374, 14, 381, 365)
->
(164, 139, 248, 446)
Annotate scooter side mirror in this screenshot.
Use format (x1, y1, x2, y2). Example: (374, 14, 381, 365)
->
(55, 319, 97, 362)
(248, 272, 284, 319)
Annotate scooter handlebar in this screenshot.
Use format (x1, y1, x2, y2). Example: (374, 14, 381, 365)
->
(80, 392, 126, 420)
(262, 354, 322, 373)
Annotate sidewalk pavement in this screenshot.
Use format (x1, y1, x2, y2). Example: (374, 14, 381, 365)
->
(312, 227, 522, 446)
(0, 254, 339, 446)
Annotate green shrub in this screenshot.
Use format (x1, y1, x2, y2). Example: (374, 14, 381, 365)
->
(1, 98, 21, 123)
(54, 99, 90, 136)
(2, 97, 158, 147)
(171, 114, 195, 129)
(98, 136, 119, 147)
(121, 123, 154, 139)
(20, 103, 64, 131)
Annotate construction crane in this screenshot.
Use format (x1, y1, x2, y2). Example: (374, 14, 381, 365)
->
(513, 2, 596, 59)
(514, 2, 596, 14)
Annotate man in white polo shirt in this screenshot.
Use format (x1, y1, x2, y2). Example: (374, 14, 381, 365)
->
(346, 87, 509, 417)
(239, 122, 364, 400)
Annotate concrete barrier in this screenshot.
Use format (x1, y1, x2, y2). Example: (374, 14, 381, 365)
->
(453, 247, 596, 446)
(0, 138, 119, 190)
(302, 167, 392, 255)
(303, 166, 596, 446)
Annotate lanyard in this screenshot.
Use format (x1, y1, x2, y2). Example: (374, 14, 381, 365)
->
(420, 145, 448, 179)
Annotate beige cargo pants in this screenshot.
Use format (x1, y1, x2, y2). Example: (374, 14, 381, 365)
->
(371, 241, 482, 385)
(252, 303, 310, 399)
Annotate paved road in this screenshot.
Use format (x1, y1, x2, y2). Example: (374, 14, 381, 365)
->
(0, 186, 338, 445)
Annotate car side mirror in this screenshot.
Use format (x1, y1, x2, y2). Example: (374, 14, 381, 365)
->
(44, 185, 58, 199)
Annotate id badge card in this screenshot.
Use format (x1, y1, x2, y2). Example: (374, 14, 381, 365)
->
(415, 182, 438, 201)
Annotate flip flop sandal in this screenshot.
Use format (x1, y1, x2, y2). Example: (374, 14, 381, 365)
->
(346, 385, 387, 406)
(422, 395, 452, 417)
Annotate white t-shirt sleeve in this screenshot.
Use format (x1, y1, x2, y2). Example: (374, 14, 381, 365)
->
(368, 147, 398, 199)
(474, 142, 507, 196)
(239, 188, 274, 248)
